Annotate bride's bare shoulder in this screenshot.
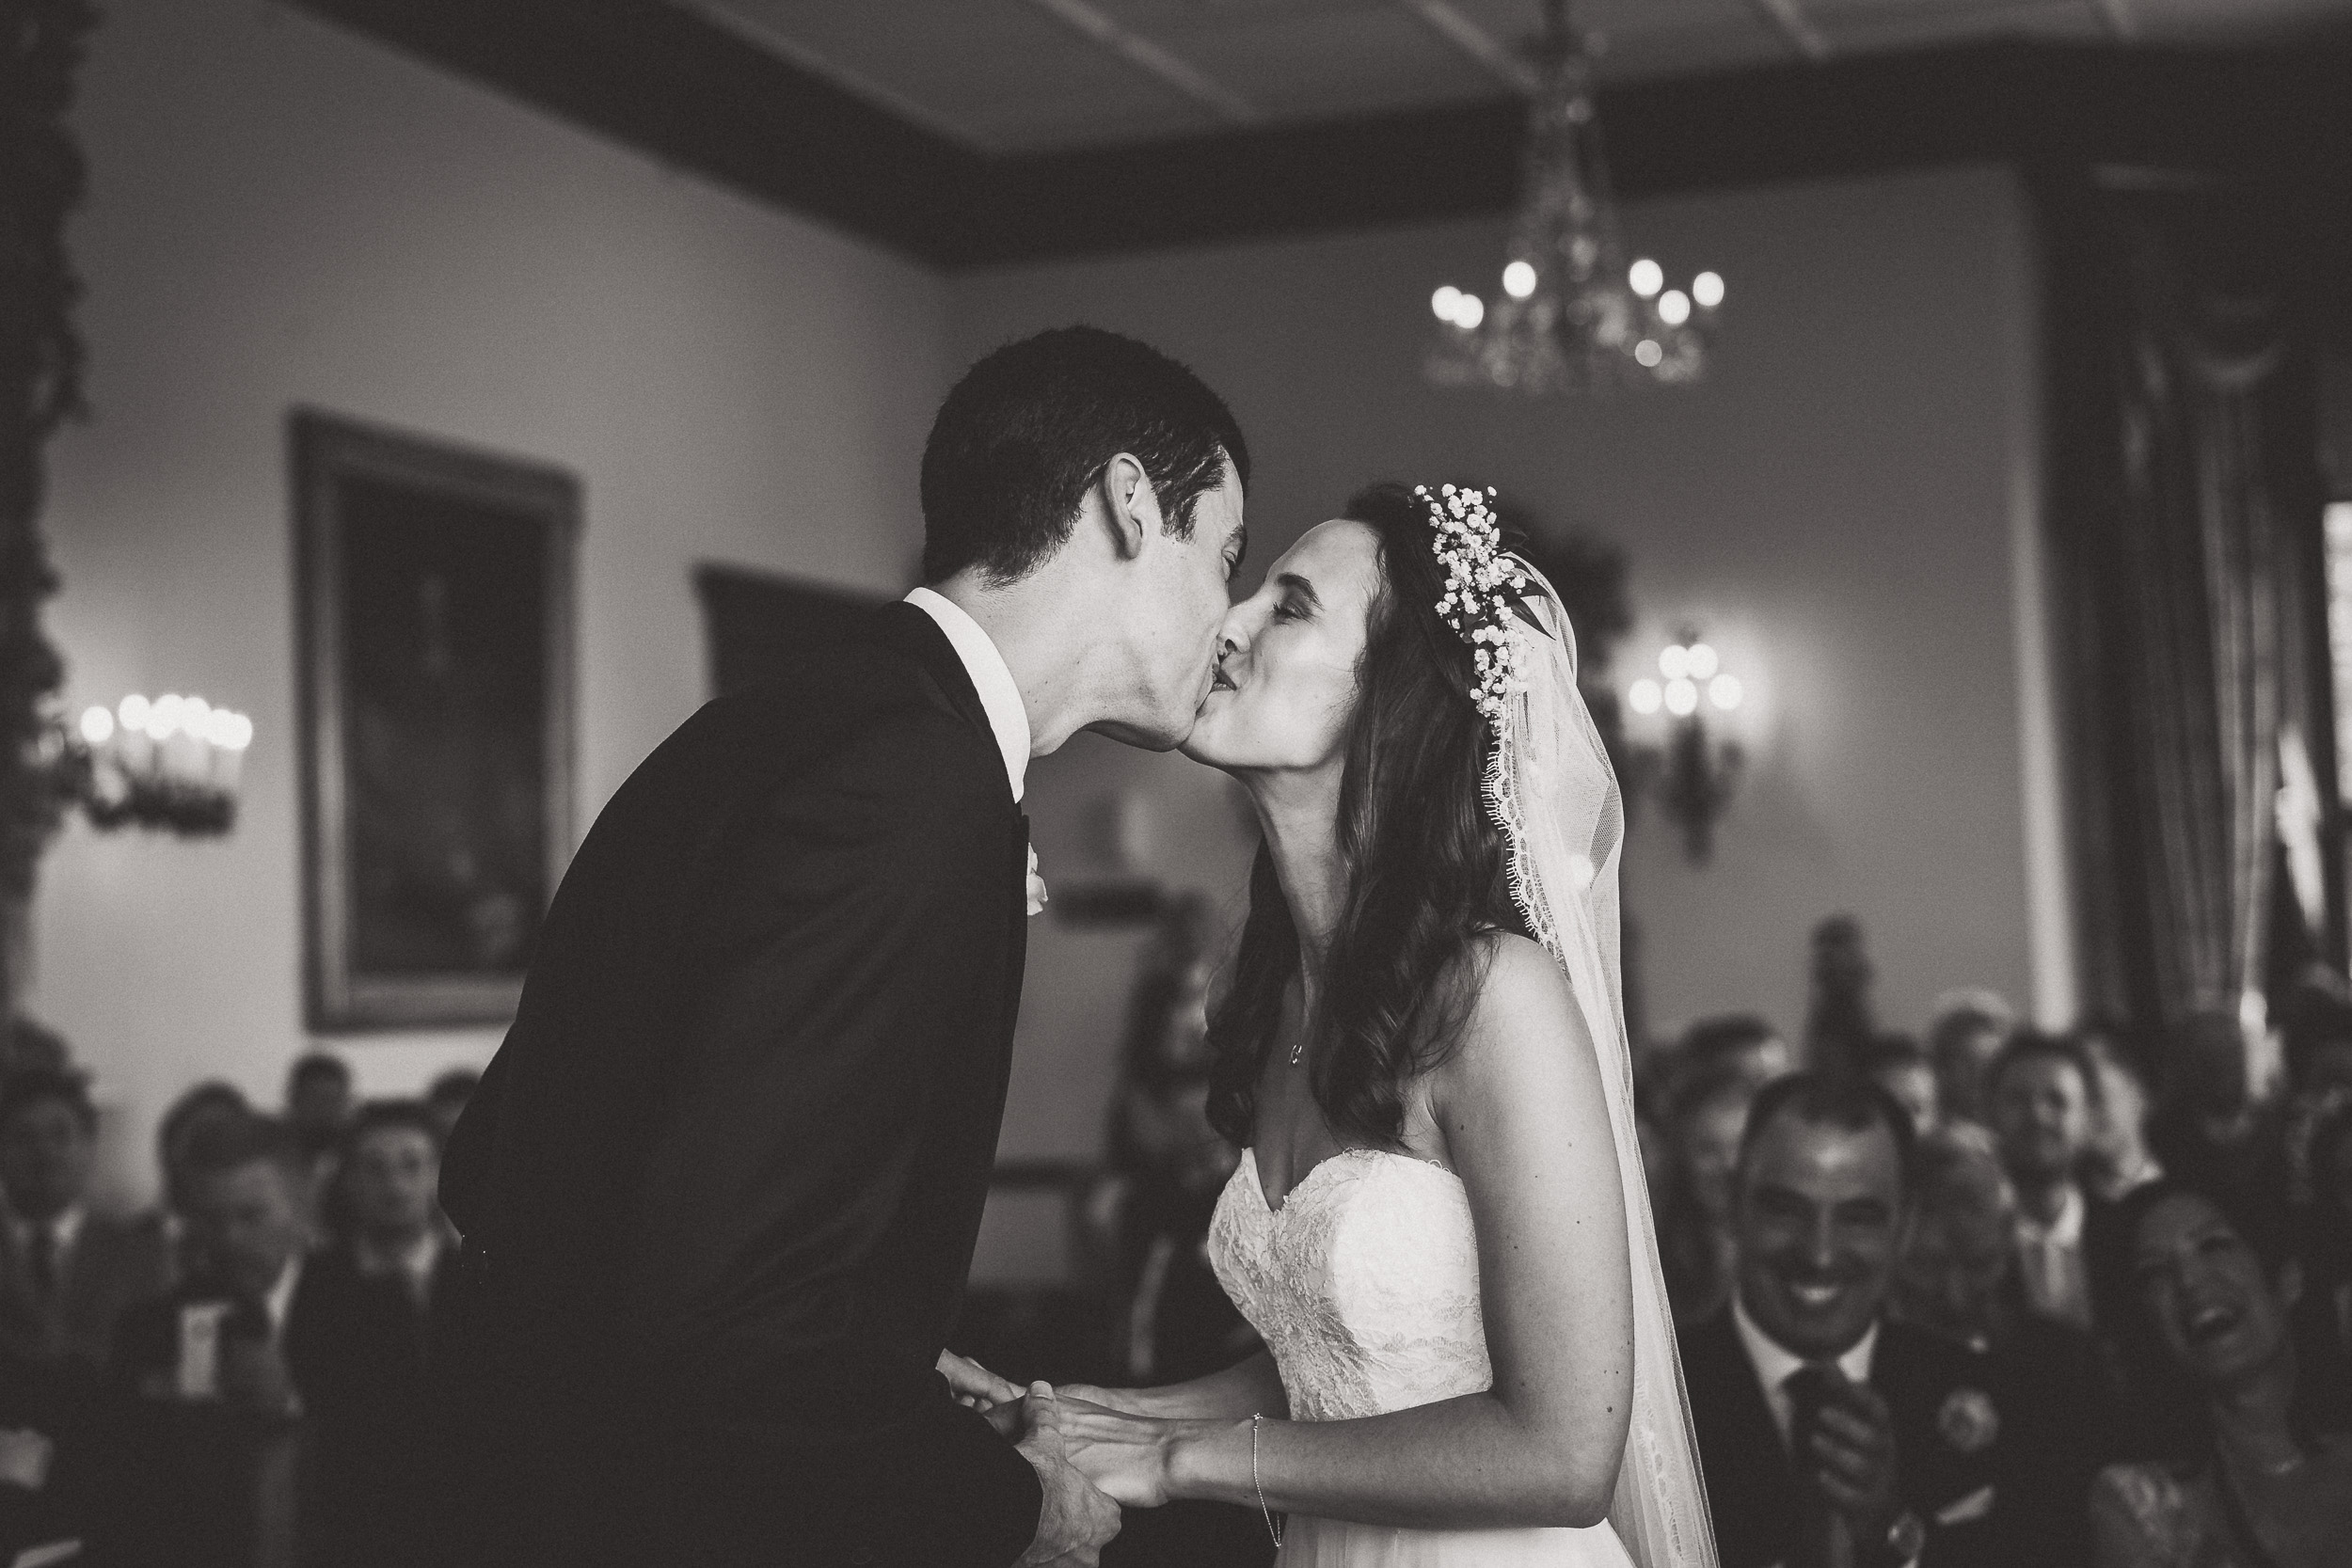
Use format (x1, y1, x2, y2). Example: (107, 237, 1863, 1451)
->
(1444, 932, 1588, 1078)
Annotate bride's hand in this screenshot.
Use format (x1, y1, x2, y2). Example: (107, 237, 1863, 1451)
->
(1054, 1382, 1154, 1417)
(938, 1349, 1025, 1411)
(1056, 1400, 1186, 1510)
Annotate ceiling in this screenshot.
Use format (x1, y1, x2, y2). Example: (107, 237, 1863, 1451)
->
(688, 0, 2352, 152)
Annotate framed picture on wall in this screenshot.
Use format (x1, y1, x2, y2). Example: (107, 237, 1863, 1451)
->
(293, 409, 580, 1031)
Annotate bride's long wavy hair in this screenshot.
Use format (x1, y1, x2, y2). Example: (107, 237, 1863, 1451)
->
(1205, 482, 1527, 1149)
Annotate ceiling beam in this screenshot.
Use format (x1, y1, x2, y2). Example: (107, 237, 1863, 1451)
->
(1023, 0, 1261, 125)
(1396, 0, 1539, 95)
(1746, 0, 1833, 61)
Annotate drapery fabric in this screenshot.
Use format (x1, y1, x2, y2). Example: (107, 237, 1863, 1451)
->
(2042, 175, 2332, 1042)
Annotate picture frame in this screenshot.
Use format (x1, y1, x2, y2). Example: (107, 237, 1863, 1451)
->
(293, 408, 579, 1031)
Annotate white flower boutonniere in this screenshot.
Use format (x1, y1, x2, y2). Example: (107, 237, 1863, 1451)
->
(1026, 843, 1048, 918)
(1937, 1387, 1999, 1454)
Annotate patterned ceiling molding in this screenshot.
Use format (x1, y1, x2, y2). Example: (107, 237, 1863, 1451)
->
(290, 0, 2349, 270)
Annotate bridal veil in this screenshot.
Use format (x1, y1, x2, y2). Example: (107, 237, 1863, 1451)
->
(1487, 563, 1720, 1568)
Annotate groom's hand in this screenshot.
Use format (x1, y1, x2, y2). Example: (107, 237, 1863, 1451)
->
(940, 1348, 1025, 1411)
(1014, 1383, 1121, 1568)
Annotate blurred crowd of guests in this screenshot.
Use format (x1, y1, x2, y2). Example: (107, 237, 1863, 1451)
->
(0, 1039, 479, 1567)
(1631, 982, 2352, 1568)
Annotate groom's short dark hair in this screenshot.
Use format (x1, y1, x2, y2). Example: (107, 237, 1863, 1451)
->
(920, 325, 1248, 585)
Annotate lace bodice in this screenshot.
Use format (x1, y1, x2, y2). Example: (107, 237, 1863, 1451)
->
(1208, 1147, 1492, 1423)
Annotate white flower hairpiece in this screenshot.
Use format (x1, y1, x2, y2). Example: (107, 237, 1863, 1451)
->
(1420, 483, 1531, 728)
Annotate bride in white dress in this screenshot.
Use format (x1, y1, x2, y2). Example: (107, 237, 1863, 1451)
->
(1055, 483, 1716, 1568)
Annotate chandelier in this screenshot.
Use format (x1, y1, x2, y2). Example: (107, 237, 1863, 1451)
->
(1427, 0, 1722, 394)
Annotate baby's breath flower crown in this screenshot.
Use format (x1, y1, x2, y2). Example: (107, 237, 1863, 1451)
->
(1421, 483, 1532, 728)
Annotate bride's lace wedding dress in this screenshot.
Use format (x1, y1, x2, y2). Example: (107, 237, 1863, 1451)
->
(1209, 1145, 1639, 1567)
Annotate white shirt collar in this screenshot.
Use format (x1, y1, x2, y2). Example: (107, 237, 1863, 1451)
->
(263, 1255, 302, 1338)
(903, 587, 1030, 803)
(1732, 1291, 1879, 1446)
(2015, 1181, 2085, 1247)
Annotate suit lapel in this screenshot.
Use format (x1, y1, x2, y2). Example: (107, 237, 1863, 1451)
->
(1686, 1312, 1801, 1565)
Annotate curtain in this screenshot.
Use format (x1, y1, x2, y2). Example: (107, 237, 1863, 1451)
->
(2043, 175, 2332, 1047)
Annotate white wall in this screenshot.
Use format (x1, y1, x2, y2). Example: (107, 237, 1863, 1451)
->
(36, 0, 949, 1205)
(953, 166, 2046, 1095)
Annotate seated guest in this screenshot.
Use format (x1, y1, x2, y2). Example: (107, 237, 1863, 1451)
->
(2088, 1180, 2352, 1567)
(1683, 1072, 2079, 1568)
(2148, 1010, 2291, 1227)
(139, 1080, 255, 1284)
(0, 1069, 168, 1369)
(1928, 989, 2014, 1131)
(283, 1053, 352, 1172)
(1660, 1061, 1762, 1324)
(1863, 1033, 1941, 1136)
(422, 1069, 478, 1144)
(288, 1101, 455, 1567)
(1986, 1032, 2101, 1329)
(2081, 1028, 2164, 1202)
(111, 1115, 312, 1568)
(1680, 1013, 1794, 1092)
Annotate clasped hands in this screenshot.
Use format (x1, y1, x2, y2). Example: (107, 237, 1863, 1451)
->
(936, 1350, 1189, 1510)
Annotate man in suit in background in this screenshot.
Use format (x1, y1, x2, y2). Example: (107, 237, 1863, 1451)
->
(1682, 1073, 2055, 1568)
(437, 326, 1251, 1568)
(0, 1069, 168, 1371)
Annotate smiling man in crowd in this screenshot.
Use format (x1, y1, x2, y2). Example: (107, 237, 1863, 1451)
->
(1680, 1072, 2063, 1568)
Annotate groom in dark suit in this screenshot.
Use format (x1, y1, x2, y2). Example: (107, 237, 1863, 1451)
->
(1683, 1074, 2057, 1568)
(436, 326, 1250, 1568)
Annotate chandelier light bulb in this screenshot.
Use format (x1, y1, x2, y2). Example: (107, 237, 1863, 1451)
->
(79, 705, 114, 746)
(1629, 258, 1663, 297)
(1502, 261, 1537, 300)
(1708, 674, 1744, 712)
(1664, 678, 1700, 717)
(1454, 293, 1485, 330)
(1659, 645, 1690, 680)
(1629, 678, 1662, 716)
(1658, 289, 1691, 326)
(149, 694, 185, 740)
(1686, 643, 1718, 680)
(1634, 340, 1663, 368)
(1433, 285, 1464, 323)
(1692, 272, 1725, 309)
(118, 693, 151, 733)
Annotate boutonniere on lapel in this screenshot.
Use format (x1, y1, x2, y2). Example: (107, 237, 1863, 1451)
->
(1937, 1387, 1999, 1454)
(1026, 843, 1048, 918)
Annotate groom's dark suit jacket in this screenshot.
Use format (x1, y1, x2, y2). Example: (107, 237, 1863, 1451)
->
(436, 603, 1041, 1567)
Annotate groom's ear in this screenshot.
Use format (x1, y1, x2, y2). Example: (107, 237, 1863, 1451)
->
(1098, 452, 1155, 562)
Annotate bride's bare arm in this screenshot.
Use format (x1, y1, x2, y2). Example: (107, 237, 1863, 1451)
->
(1060, 1350, 1288, 1421)
(1061, 934, 1634, 1529)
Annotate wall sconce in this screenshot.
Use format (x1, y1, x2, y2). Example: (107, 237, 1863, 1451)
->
(61, 693, 253, 835)
(1625, 632, 1747, 863)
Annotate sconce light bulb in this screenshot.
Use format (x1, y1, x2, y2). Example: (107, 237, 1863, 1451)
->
(79, 706, 114, 746)
(1692, 271, 1725, 309)
(1634, 340, 1663, 368)
(1708, 674, 1744, 712)
(1664, 678, 1700, 717)
(148, 694, 184, 740)
(218, 711, 254, 752)
(1686, 643, 1719, 680)
(1502, 261, 1537, 299)
(118, 694, 151, 733)
(1433, 285, 1463, 323)
(1629, 258, 1663, 298)
(1629, 678, 1662, 716)
(1658, 290, 1692, 326)
(1659, 645, 1690, 680)
(182, 696, 213, 736)
(1454, 293, 1485, 330)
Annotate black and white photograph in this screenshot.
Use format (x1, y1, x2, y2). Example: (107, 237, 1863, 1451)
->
(2, 1, 2350, 1566)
